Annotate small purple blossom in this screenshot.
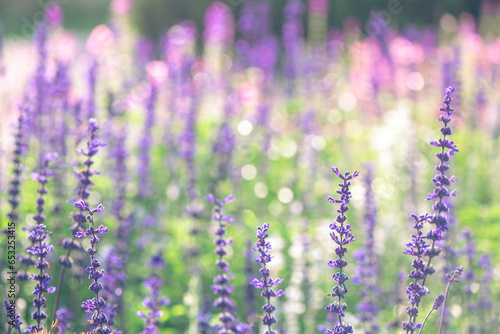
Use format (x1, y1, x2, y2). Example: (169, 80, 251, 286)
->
(251, 223, 284, 334)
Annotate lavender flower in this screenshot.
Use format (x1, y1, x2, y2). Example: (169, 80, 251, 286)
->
(53, 118, 106, 319)
(137, 84, 157, 198)
(75, 201, 111, 333)
(282, 0, 305, 90)
(403, 87, 458, 333)
(2, 113, 27, 276)
(137, 254, 170, 334)
(24, 152, 58, 333)
(4, 299, 23, 332)
(86, 60, 98, 120)
(236, 0, 278, 78)
(205, 194, 236, 332)
(324, 167, 359, 334)
(103, 127, 130, 332)
(402, 213, 431, 332)
(251, 223, 284, 334)
(212, 96, 236, 184)
(179, 89, 199, 202)
(426, 87, 458, 239)
(352, 166, 379, 333)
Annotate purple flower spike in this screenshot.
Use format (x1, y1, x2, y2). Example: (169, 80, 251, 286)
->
(21, 152, 58, 333)
(403, 87, 459, 333)
(206, 194, 239, 332)
(251, 223, 284, 334)
(137, 253, 170, 334)
(53, 118, 106, 322)
(324, 166, 359, 334)
(80, 204, 112, 333)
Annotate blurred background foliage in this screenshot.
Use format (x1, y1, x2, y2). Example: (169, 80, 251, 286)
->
(0, 0, 480, 38)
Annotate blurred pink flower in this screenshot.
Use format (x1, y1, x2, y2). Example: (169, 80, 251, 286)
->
(146, 61, 169, 87)
(390, 37, 424, 65)
(45, 2, 63, 26)
(309, 0, 328, 14)
(464, 33, 483, 58)
(110, 0, 132, 15)
(52, 30, 78, 62)
(86, 25, 115, 55)
(486, 38, 500, 65)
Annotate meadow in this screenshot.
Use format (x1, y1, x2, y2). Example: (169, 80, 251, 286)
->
(0, 1, 499, 333)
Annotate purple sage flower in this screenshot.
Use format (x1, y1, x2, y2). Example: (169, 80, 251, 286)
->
(24, 152, 58, 333)
(205, 194, 237, 332)
(137, 254, 170, 334)
(324, 167, 359, 334)
(75, 201, 111, 333)
(251, 223, 285, 334)
(53, 118, 106, 318)
(403, 87, 459, 333)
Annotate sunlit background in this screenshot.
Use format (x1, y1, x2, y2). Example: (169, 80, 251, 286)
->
(0, 1, 499, 334)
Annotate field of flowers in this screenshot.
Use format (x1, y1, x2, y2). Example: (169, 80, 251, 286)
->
(1, 1, 500, 333)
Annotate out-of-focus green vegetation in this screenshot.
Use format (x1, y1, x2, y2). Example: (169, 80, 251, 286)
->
(0, 0, 481, 38)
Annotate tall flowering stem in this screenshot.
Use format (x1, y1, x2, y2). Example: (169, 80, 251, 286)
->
(25, 153, 58, 333)
(324, 167, 359, 334)
(423, 86, 458, 286)
(251, 223, 284, 334)
(438, 266, 463, 334)
(53, 118, 106, 320)
(417, 295, 445, 334)
(75, 201, 110, 332)
(403, 87, 458, 333)
(205, 194, 236, 332)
